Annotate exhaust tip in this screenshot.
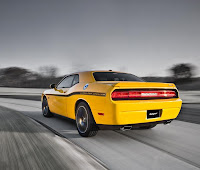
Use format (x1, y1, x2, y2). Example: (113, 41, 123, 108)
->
(120, 125, 132, 131)
(164, 120, 172, 125)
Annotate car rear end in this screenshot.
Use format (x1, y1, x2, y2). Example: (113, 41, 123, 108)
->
(105, 82, 182, 126)
(92, 71, 182, 128)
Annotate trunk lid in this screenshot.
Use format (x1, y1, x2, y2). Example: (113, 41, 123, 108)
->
(96, 81, 176, 89)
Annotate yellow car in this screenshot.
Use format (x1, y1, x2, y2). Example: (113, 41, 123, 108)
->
(41, 71, 182, 137)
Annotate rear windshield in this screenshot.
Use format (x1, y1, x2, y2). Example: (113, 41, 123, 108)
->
(93, 72, 144, 82)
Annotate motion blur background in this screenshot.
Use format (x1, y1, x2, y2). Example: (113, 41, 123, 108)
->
(0, 2, 200, 169)
(0, 0, 200, 89)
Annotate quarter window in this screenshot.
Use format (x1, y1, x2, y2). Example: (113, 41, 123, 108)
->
(57, 75, 74, 88)
(72, 75, 79, 86)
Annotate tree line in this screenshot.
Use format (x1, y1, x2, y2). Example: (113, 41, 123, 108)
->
(0, 66, 61, 88)
(0, 63, 198, 89)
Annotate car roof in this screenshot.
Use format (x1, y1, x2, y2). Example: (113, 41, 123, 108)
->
(72, 70, 126, 74)
(65, 70, 129, 83)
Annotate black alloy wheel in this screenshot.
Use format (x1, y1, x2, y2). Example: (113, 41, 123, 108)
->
(42, 97, 53, 117)
(76, 102, 98, 137)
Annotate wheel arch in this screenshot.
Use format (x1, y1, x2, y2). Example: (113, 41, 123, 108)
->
(75, 99, 96, 123)
(75, 99, 90, 113)
(41, 93, 45, 102)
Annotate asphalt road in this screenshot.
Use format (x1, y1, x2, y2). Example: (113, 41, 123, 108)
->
(177, 104, 200, 124)
(0, 95, 41, 101)
(0, 98, 199, 170)
(0, 105, 105, 170)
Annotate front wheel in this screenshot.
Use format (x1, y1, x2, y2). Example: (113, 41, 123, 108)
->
(76, 102, 98, 137)
(42, 97, 53, 117)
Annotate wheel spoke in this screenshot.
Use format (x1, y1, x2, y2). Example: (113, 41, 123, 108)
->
(76, 106, 88, 133)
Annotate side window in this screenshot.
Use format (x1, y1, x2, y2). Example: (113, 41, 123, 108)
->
(72, 74, 79, 86)
(57, 75, 74, 88)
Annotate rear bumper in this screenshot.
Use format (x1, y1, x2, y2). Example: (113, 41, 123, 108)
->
(115, 107, 180, 125)
(94, 98, 182, 125)
(98, 119, 172, 130)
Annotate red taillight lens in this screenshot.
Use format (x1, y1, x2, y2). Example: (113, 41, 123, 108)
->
(111, 90, 177, 100)
(111, 91, 129, 99)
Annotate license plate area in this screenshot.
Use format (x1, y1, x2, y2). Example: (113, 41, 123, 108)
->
(147, 110, 161, 119)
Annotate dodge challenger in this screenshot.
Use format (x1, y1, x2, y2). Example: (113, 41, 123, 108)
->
(41, 71, 182, 137)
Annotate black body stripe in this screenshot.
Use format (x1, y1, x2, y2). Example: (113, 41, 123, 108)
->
(46, 92, 106, 97)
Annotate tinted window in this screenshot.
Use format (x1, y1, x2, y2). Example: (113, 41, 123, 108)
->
(93, 72, 144, 82)
(57, 75, 74, 88)
(72, 74, 79, 86)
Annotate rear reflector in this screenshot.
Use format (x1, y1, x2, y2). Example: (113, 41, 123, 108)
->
(111, 90, 177, 100)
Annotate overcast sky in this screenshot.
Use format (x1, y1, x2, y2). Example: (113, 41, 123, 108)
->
(0, 0, 200, 76)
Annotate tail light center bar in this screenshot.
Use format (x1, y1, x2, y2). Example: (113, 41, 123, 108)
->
(111, 90, 177, 100)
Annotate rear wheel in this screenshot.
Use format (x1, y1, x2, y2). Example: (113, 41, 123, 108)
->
(42, 97, 53, 117)
(76, 102, 98, 137)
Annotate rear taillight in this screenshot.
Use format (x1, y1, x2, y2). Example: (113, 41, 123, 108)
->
(111, 90, 177, 100)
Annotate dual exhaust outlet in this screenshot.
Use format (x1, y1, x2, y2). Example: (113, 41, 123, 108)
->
(164, 120, 172, 125)
(120, 120, 172, 131)
(120, 125, 132, 131)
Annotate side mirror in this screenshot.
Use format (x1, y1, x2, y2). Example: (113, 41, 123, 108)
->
(50, 84, 56, 89)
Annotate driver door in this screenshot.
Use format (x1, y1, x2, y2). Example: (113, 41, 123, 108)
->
(51, 75, 75, 116)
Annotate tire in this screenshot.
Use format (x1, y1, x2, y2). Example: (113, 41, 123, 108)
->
(76, 102, 98, 137)
(139, 124, 157, 129)
(42, 97, 53, 117)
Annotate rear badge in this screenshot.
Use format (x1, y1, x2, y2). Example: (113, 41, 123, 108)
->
(83, 84, 89, 90)
(147, 110, 161, 119)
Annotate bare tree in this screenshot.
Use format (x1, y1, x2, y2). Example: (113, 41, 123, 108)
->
(39, 66, 58, 78)
(170, 63, 195, 80)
